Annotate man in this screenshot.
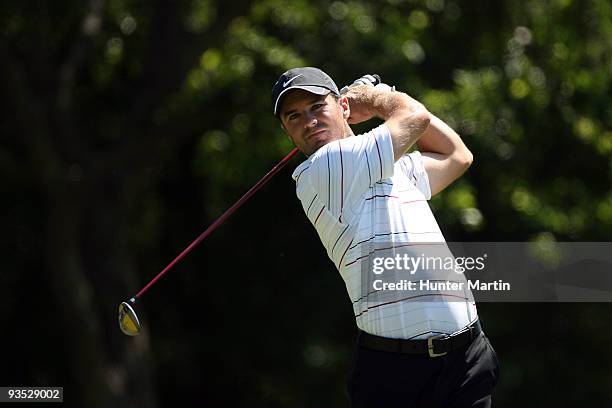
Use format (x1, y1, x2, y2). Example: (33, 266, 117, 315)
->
(272, 67, 500, 407)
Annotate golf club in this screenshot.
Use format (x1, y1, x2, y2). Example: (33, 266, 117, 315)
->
(119, 147, 299, 336)
(119, 74, 386, 336)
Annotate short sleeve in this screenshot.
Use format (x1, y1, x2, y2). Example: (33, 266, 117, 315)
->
(292, 124, 395, 221)
(398, 151, 432, 200)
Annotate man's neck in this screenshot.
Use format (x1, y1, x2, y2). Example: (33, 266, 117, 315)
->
(343, 122, 355, 137)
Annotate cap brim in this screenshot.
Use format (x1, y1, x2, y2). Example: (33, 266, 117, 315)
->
(274, 85, 331, 116)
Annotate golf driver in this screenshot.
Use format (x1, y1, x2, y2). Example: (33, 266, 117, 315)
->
(119, 147, 299, 336)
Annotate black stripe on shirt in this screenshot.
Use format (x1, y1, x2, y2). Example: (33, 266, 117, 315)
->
(306, 194, 318, 216)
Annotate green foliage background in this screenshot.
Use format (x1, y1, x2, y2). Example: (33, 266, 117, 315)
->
(1, 0, 610, 406)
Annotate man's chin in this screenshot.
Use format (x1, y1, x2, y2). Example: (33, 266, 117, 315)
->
(310, 138, 331, 154)
(302, 133, 340, 155)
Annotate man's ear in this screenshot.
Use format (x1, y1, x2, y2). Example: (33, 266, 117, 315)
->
(281, 123, 294, 143)
(340, 96, 350, 119)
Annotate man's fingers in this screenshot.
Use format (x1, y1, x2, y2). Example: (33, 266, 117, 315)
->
(375, 83, 396, 93)
(352, 74, 380, 87)
(340, 74, 382, 94)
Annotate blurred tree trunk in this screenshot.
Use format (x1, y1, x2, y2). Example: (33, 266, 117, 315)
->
(1, 0, 254, 405)
(0, 3, 157, 406)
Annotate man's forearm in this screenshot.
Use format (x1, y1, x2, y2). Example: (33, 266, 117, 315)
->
(370, 89, 424, 120)
(416, 113, 473, 196)
(416, 114, 471, 159)
(346, 85, 424, 123)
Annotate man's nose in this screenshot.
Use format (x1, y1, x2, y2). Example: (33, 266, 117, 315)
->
(304, 112, 317, 128)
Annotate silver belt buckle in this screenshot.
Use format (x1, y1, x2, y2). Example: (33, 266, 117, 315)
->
(427, 335, 448, 358)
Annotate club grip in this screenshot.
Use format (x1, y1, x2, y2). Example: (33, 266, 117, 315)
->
(340, 74, 382, 94)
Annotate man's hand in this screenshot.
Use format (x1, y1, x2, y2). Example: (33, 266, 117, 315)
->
(342, 75, 395, 124)
(342, 75, 381, 125)
(345, 84, 378, 124)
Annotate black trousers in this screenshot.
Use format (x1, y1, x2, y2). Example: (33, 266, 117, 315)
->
(347, 332, 500, 408)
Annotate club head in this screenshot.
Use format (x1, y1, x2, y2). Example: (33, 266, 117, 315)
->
(118, 301, 141, 336)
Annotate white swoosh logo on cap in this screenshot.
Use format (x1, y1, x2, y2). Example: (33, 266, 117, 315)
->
(283, 74, 302, 87)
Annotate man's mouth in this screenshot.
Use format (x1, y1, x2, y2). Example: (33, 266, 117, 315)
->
(307, 129, 327, 139)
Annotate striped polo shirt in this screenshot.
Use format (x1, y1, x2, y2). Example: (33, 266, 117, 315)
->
(292, 124, 478, 339)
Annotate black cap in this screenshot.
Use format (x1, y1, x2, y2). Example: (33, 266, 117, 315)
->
(272, 67, 340, 117)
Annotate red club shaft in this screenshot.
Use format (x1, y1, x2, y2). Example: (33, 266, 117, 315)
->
(132, 148, 299, 301)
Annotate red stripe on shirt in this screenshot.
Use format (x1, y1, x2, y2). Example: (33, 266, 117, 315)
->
(400, 199, 426, 205)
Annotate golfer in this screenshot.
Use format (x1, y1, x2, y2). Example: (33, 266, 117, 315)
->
(272, 67, 500, 407)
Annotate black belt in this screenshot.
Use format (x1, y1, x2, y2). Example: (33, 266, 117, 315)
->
(358, 320, 482, 358)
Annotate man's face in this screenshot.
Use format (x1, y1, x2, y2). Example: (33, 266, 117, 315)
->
(279, 90, 349, 156)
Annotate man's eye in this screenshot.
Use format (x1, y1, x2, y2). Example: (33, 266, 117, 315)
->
(288, 114, 299, 121)
(313, 104, 324, 110)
